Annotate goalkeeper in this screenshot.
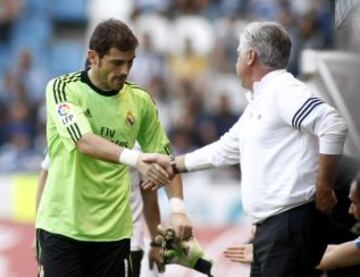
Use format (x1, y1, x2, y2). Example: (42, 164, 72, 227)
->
(154, 225, 214, 276)
(36, 19, 191, 277)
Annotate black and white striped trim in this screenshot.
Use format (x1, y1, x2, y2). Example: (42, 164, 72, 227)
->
(292, 97, 323, 130)
(53, 72, 81, 104)
(66, 123, 82, 143)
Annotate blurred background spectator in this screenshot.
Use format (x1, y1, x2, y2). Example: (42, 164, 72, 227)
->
(0, 0, 335, 173)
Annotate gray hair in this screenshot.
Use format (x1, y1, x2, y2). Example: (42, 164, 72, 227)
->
(239, 21, 292, 69)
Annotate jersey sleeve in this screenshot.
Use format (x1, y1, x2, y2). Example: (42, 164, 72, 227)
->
(46, 77, 93, 151)
(276, 83, 347, 154)
(137, 94, 172, 155)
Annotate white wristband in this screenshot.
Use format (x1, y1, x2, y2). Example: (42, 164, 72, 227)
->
(119, 148, 141, 167)
(169, 197, 186, 214)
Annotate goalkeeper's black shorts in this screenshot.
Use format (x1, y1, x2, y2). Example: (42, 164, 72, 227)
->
(130, 250, 143, 277)
(36, 229, 133, 277)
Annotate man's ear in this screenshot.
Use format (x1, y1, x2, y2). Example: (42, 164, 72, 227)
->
(247, 49, 257, 66)
(87, 50, 98, 66)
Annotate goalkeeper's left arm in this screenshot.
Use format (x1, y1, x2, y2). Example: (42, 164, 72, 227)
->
(155, 225, 213, 276)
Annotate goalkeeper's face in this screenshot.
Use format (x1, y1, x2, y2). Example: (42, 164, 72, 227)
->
(91, 47, 136, 91)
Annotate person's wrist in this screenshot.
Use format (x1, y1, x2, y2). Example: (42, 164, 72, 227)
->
(316, 186, 333, 195)
(118, 148, 141, 167)
(170, 156, 179, 174)
(169, 197, 186, 214)
(150, 240, 161, 247)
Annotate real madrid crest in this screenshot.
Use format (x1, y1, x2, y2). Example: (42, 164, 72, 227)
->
(125, 111, 135, 127)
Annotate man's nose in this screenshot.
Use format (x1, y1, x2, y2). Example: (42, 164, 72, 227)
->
(119, 63, 131, 75)
(349, 204, 354, 215)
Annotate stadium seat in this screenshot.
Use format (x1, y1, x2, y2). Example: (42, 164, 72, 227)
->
(51, 0, 87, 23)
(12, 15, 52, 49)
(49, 40, 86, 77)
(26, 0, 50, 14)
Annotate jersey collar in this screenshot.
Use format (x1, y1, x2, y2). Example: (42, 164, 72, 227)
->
(81, 70, 120, 96)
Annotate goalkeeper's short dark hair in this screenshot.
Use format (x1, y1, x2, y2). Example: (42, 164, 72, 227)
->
(89, 19, 139, 57)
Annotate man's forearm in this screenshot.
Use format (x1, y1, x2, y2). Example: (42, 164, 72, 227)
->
(315, 154, 341, 213)
(77, 133, 124, 164)
(77, 133, 171, 185)
(317, 242, 360, 271)
(164, 175, 184, 199)
(142, 189, 161, 240)
(316, 154, 341, 191)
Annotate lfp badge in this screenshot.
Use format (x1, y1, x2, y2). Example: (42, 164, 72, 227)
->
(57, 103, 74, 125)
(57, 103, 70, 116)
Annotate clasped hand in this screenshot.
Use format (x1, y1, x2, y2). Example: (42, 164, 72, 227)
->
(136, 153, 175, 190)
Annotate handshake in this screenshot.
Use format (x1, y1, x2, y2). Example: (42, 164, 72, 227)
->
(152, 225, 213, 276)
(132, 152, 182, 190)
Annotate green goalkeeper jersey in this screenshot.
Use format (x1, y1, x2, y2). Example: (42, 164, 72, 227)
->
(36, 70, 171, 241)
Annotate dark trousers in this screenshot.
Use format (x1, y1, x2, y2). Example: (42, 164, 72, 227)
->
(251, 202, 328, 277)
(37, 229, 133, 277)
(130, 250, 144, 277)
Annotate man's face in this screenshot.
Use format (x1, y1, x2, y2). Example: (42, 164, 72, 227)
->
(90, 47, 136, 91)
(235, 35, 252, 90)
(235, 47, 251, 90)
(349, 181, 360, 221)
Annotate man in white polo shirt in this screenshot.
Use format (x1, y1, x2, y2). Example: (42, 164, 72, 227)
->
(143, 21, 348, 277)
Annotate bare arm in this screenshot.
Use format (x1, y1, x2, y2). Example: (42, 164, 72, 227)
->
(141, 188, 161, 241)
(141, 187, 165, 272)
(77, 133, 170, 185)
(77, 133, 124, 163)
(315, 154, 340, 213)
(164, 175, 192, 239)
(317, 242, 360, 271)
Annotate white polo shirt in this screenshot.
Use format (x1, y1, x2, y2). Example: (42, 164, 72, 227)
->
(185, 70, 347, 223)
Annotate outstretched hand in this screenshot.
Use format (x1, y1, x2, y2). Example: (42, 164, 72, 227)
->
(148, 244, 165, 273)
(224, 244, 253, 263)
(140, 153, 174, 190)
(136, 153, 171, 187)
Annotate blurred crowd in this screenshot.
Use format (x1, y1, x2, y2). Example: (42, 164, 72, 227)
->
(0, 0, 334, 173)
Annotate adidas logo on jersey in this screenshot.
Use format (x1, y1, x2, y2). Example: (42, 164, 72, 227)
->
(84, 109, 92, 118)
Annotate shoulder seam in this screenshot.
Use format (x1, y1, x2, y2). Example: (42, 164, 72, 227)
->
(125, 81, 147, 93)
(52, 72, 82, 104)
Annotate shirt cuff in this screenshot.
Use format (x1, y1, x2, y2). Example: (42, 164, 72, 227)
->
(319, 140, 344, 155)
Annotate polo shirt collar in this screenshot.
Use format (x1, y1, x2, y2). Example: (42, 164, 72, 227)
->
(252, 69, 286, 98)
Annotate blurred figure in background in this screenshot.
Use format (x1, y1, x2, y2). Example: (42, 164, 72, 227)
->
(0, 0, 22, 43)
